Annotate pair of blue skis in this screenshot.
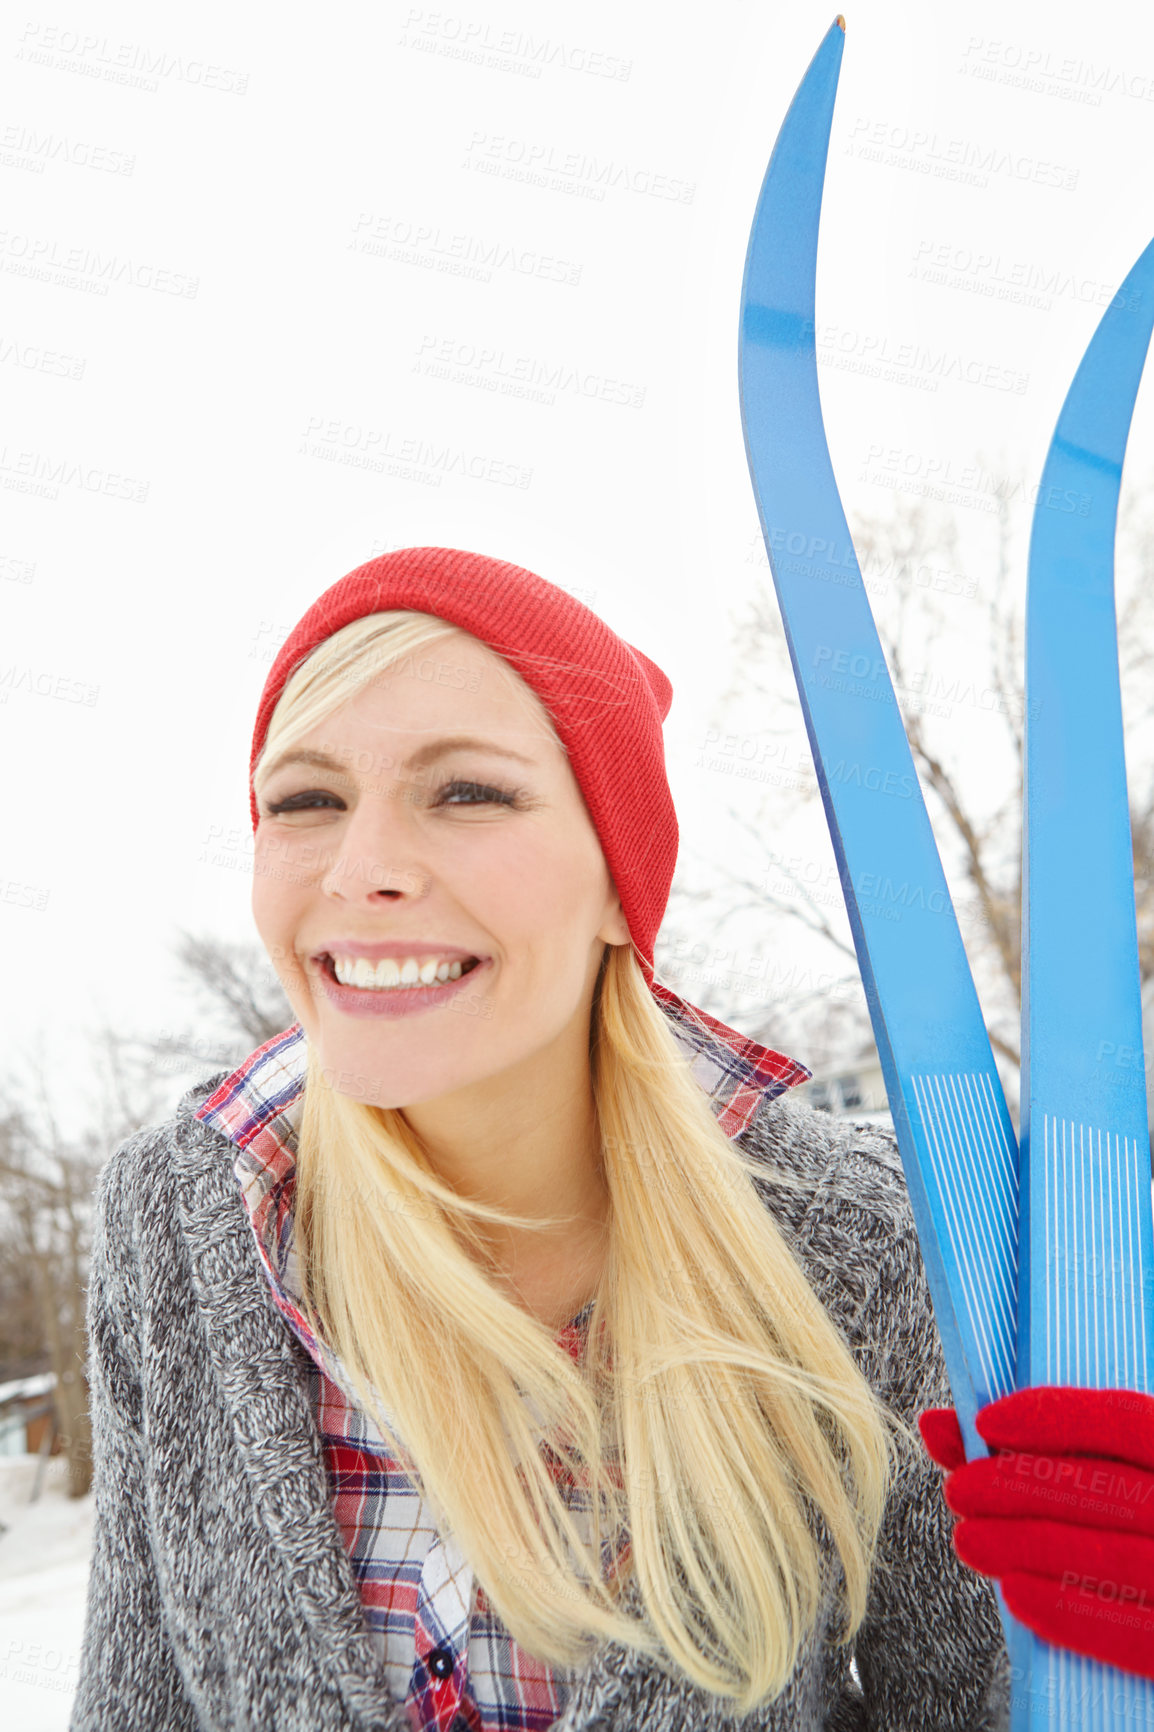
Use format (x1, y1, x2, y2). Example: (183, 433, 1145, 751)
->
(738, 16, 1154, 1729)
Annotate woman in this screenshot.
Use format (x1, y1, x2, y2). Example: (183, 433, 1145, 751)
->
(69, 546, 1152, 1731)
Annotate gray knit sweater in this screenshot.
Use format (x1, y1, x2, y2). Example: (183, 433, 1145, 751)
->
(70, 1072, 1011, 1731)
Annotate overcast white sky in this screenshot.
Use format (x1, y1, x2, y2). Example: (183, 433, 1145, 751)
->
(5, 0, 1154, 1138)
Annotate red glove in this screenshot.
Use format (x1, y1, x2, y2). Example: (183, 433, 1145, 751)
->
(918, 1386, 1154, 1681)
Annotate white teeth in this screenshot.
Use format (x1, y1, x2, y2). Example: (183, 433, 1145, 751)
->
(330, 953, 474, 990)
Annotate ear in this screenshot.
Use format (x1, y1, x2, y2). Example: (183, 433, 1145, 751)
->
(598, 888, 632, 948)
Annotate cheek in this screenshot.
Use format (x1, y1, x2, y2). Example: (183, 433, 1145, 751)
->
(251, 843, 306, 977)
(475, 831, 605, 936)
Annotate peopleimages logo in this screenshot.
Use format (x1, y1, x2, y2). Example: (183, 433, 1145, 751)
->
(911, 239, 1140, 311)
(15, 22, 249, 94)
(398, 10, 632, 81)
(814, 320, 1028, 395)
(0, 227, 198, 297)
(0, 122, 135, 175)
(855, 872, 949, 913)
(828, 762, 916, 800)
(349, 212, 583, 288)
(960, 36, 1154, 107)
(845, 116, 1078, 190)
(0, 663, 99, 703)
(463, 132, 694, 204)
(414, 334, 646, 409)
(0, 335, 85, 380)
(298, 415, 532, 491)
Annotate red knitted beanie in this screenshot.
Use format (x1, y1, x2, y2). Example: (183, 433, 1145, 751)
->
(250, 545, 677, 982)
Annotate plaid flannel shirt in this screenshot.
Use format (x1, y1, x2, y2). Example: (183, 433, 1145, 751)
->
(195, 992, 808, 1731)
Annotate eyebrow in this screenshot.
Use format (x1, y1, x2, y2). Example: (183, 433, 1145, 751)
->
(257, 736, 539, 783)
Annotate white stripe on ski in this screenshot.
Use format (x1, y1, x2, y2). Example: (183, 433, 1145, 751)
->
(911, 1074, 1017, 1397)
(1043, 1115, 1150, 1390)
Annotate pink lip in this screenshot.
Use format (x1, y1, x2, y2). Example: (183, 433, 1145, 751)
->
(311, 955, 492, 1020)
(310, 938, 484, 962)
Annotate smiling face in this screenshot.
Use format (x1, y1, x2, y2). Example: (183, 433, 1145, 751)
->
(251, 626, 631, 1111)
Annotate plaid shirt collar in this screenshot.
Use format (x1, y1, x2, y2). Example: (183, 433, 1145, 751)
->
(197, 989, 808, 1158)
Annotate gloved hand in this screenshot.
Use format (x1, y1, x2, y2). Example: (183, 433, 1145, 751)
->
(918, 1386, 1154, 1681)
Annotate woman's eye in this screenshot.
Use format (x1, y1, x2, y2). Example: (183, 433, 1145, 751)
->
(264, 790, 342, 815)
(436, 779, 520, 807)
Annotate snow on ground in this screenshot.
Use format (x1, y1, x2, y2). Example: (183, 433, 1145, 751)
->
(0, 1456, 93, 1731)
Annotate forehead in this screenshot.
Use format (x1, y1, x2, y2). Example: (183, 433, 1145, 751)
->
(317, 625, 557, 751)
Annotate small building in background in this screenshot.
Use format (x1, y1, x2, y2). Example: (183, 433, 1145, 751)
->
(793, 1002, 1154, 1184)
(0, 1372, 58, 1457)
(790, 1045, 891, 1126)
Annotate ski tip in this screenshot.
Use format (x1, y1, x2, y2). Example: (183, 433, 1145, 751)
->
(835, 13, 846, 29)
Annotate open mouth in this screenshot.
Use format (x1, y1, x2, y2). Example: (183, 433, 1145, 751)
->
(316, 953, 484, 990)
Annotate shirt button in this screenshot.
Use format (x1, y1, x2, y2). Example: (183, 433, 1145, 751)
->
(425, 1644, 454, 1681)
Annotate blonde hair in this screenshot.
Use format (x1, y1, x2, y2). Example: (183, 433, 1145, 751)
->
(252, 610, 909, 1712)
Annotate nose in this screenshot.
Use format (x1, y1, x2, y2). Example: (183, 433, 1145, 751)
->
(318, 789, 430, 904)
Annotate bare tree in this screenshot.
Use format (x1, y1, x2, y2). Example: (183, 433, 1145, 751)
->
(96, 929, 294, 1113)
(671, 468, 1154, 1095)
(0, 1077, 99, 1497)
(0, 1109, 53, 1378)
(0, 931, 293, 1497)
(167, 929, 294, 1052)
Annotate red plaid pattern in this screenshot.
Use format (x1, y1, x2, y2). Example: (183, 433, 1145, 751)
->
(195, 998, 807, 1729)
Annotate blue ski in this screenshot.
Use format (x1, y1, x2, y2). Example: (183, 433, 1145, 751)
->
(1016, 231, 1154, 1728)
(737, 15, 1019, 1468)
(738, 12, 1154, 1726)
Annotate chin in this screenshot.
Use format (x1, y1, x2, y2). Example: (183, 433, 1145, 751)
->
(309, 1038, 488, 1111)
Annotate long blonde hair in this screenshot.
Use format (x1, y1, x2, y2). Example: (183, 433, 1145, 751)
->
(252, 609, 908, 1713)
